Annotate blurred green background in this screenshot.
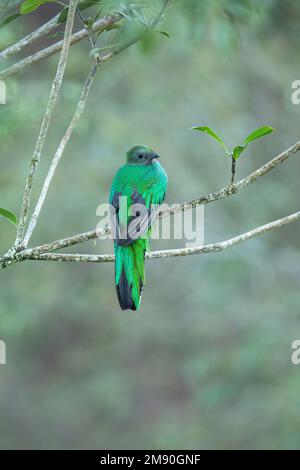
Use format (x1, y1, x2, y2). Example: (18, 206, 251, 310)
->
(1, 0, 300, 450)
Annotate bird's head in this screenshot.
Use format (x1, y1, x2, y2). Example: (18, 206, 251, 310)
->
(126, 145, 160, 165)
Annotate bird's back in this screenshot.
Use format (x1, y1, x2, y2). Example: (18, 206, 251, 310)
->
(110, 161, 167, 205)
(110, 158, 167, 311)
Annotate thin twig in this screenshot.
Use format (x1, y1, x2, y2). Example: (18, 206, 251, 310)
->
(0, 0, 171, 79)
(0, 13, 122, 80)
(159, 141, 300, 217)
(99, 0, 170, 62)
(0, 13, 61, 60)
(231, 157, 236, 185)
(15, 0, 79, 247)
(22, 63, 99, 247)
(27, 228, 111, 256)
(76, 8, 96, 48)
(20, 211, 300, 263)
(76, 7, 100, 64)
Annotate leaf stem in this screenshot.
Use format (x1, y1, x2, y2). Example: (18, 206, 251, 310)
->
(231, 156, 236, 185)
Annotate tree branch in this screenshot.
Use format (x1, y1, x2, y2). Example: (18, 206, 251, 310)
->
(21, 0, 171, 247)
(20, 211, 300, 263)
(15, 0, 79, 247)
(159, 140, 300, 218)
(0, 13, 61, 60)
(0, 139, 299, 270)
(22, 62, 99, 247)
(0, 13, 122, 80)
(26, 228, 111, 256)
(24, 140, 300, 255)
(2, 1, 296, 274)
(75, 6, 101, 64)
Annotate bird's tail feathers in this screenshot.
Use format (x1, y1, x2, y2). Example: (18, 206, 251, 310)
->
(115, 241, 145, 311)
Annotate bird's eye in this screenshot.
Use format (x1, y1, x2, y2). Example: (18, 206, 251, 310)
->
(138, 154, 143, 159)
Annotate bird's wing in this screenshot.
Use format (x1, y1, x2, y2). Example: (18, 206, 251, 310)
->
(109, 189, 121, 242)
(109, 164, 167, 246)
(126, 187, 167, 243)
(110, 187, 166, 247)
(109, 189, 151, 246)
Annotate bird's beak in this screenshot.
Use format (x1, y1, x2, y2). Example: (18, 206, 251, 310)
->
(150, 152, 160, 161)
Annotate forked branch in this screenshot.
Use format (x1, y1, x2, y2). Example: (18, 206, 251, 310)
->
(15, 0, 79, 247)
(1, 1, 298, 275)
(22, 140, 300, 256)
(0, 140, 299, 271)
(0, 12, 62, 60)
(0, 13, 122, 80)
(21, 0, 170, 248)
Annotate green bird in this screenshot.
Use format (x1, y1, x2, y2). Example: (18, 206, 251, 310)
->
(109, 145, 168, 310)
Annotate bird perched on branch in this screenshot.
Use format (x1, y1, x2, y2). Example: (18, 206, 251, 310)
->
(109, 145, 168, 310)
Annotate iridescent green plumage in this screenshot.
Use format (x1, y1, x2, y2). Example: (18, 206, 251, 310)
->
(109, 145, 168, 310)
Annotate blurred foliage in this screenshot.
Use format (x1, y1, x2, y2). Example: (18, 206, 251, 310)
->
(0, 0, 300, 450)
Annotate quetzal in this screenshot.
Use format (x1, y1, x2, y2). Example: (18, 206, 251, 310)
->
(109, 145, 168, 311)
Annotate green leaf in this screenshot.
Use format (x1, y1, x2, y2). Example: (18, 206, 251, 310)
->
(57, 6, 68, 23)
(20, 0, 58, 15)
(130, 5, 149, 27)
(84, 16, 93, 28)
(153, 30, 170, 38)
(243, 126, 274, 146)
(0, 13, 21, 29)
(20, 0, 41, 14)
(231, 126, 274, 160)
(232, 145, 246, 160)
(191, 126, 228, 153)
(0, 208, 18, 226)
(93, 7, 103, 23)
(113, 9, 132, 21)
